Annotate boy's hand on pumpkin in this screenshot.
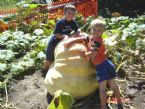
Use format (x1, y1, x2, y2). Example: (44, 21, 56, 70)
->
(70, 31, 81, 37)
(79, 50, 85, 57)
(69, 34, 78, 37)
(63, 35, 69, 40)
(64, 40, 72, 47)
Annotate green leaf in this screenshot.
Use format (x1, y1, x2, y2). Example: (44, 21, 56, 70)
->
(125, 35, 137, 47)
(20, 58, 35, 68)
(29, 4, 39, 9)
(0, 63, 7, 73)
(12, 31, 24, 37)
(0, 50, 15, 61)
(102, 32, 109, 39)
(58, 92, 75, 109)
(43, 28, 53, 36)
(48, 90, 75, 109)
(34, 29, 44, 36)
(10, 63, 25, 75)
(48, 20, 56, 26)
(37, 51, 46, 60)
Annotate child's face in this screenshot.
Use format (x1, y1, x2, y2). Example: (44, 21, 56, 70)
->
(64, 9, 76, 21)
(91, 25, 105, 38)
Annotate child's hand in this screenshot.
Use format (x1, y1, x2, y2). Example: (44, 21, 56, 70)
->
(69, 31, 80, 37)
(79, 50, 89, 60)
(64, 40, 72, 47)
(79, 50, 85, 57)
(74, 33, 81, 37)
(64, 35, 69, 40)
(70, 33, 79, 37)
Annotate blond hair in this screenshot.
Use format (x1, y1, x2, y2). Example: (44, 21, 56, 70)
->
(90, 19, 106, 29)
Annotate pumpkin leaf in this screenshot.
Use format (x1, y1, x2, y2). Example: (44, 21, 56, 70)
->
(10, 63, 25, 75)
(0, 63, 7, 73)
(48, 90, 75, 109)
(37, 51, 46, 60)
(33, 29, 44, 36)
(0, 50, 15, 62)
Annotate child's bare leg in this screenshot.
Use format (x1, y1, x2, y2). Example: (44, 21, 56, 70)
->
(108, 79, 122, 103)
(42, 60, 52, 77)
(99, 80, 107, 109)
(43, 60, 52, 70)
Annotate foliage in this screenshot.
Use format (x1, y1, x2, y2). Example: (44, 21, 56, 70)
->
(0, 50, 15, 62)
(48, 90, 75, 109)
(0, 29, 50, 94)
(0, 3, 57, 34)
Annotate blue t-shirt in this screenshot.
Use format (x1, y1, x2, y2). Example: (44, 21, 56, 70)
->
(49, 18, 79, 44)
(53, 18, 79, 36)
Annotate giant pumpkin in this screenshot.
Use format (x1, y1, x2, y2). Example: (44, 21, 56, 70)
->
(45, 36, 99, 99)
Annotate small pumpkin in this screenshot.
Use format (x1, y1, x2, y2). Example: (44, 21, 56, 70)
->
(111, 12, 122, 17)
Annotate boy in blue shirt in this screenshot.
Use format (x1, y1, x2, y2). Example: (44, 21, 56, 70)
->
(42, 5, 80, 74)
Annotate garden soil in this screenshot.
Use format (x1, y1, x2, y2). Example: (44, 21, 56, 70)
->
(7, 70, 145, 109)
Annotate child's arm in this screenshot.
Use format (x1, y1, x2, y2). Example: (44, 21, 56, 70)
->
(80, 50, 98, 59)
(69, 29, 81, 37)
(70, 20, 81, 37)
(82, 51, 92, 57)
(54, 33, 66, 39)
(64, 37, 85, 47)
(64, 33, 90, 47)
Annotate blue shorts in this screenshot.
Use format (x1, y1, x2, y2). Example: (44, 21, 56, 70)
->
(46, 35, 61, 62)
(96, 60, 117, 83)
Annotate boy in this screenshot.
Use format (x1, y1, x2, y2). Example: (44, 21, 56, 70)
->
(64, 19, 123, 109)
(42, 5, 80, 74)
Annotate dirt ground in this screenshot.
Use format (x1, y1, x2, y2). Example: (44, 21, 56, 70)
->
(6, 70, 145, 109)
(8, 70, 49, 109)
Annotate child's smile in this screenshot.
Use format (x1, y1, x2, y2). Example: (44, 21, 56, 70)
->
(65, 9, 76, 21)
(91, 25, 105, 38)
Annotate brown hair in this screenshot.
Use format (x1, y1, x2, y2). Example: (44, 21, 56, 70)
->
(64, 5, 76, 13)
